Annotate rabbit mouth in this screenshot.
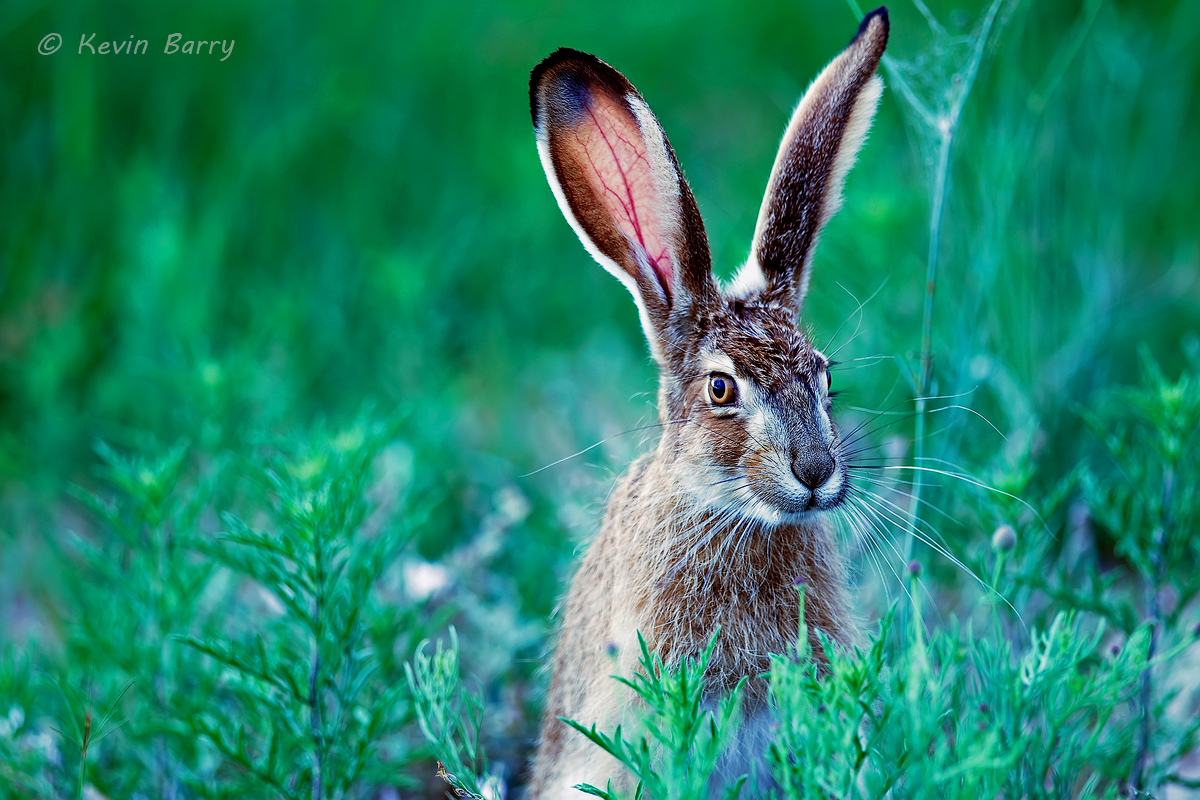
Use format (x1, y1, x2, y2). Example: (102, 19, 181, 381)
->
(684, 454, 848, 526)
(729, 452, 848, 522)
(772, 487, 845, 518)
(722, 472, 848, 527)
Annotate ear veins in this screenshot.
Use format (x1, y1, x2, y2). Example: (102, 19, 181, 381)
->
(530, 48, 719, 372)
(570, 94, 675, 299)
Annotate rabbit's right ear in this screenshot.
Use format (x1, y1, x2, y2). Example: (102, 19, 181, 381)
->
(531, 49, 716, 365)
(733, 8, 889, 312)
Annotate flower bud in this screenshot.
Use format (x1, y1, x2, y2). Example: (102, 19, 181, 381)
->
(991, 524, 1017, 553)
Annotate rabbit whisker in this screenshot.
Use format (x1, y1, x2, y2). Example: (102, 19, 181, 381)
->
(840, 499, 913, 605)
(823, 277, 890, 358)
(519, 418, 692, 477)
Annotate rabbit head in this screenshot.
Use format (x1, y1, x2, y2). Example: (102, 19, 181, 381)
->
(530, 9, 889, 529)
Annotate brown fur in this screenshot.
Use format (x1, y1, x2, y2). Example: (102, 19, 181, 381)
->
(530, 302, 857, 797)
(528, 9, 889, 797)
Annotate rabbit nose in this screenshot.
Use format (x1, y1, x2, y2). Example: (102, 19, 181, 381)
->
(792, 447, 835, 490)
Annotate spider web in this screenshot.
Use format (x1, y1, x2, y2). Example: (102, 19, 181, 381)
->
(851, 0, 1018, 179)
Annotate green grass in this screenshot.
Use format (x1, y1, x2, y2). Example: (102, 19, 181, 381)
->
(2, 0, 1199, 796)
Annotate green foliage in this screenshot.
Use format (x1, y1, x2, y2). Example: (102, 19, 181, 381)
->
(0, 648, 54, 798)
(767, 600, 1149, 798)
(55, 440, 232, 797)
(563, 631, 747, 800)
(413, 596, 1155, 799)
(406, 629, 493, 800)
(44, 675, 135, 800)
(177, 417, 424, 798)
(1, 417, 439, 798)
(1079, 346, 1200, 613)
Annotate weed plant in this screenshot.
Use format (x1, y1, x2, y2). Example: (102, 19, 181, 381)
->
(0, 418, 444, 798)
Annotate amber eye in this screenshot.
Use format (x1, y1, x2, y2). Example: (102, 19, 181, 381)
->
(708, 373, 738, 406)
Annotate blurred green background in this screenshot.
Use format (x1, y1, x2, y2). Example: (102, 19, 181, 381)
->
(1, 0, 1199, 789)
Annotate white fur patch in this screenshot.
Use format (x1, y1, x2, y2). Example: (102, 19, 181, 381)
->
(726, 257, 768, 299)
(820, 74, 883, 231)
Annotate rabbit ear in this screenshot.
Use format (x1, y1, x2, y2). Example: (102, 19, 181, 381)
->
(733, 7, 889, 311)
(531, 49, 716, 364)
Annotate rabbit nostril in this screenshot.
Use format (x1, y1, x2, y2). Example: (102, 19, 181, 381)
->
(792, 449, 836, 490)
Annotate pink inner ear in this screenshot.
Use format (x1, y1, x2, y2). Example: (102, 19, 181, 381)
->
(568, 93, 674, 296)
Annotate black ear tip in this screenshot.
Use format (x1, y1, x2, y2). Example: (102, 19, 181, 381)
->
(532, 47, 596, 78)
(530, 48, 596, 124)
(529, 48, 634, 128)
(854, 6, 890, 41)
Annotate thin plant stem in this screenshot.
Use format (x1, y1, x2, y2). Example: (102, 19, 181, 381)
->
(856, 0, 1010, 560)
(310, 514, 327, 800)
(906, 123, 951, 562)
(78, 710, 91, 800)
(1133, 463, 1173, 792)
(310, 646, 323, 800)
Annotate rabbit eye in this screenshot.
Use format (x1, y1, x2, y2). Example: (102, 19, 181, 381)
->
(708, 374, 738, 406)
(825, 368, 832, 390)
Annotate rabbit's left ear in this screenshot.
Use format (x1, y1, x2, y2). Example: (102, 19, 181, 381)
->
(733, 7, 890, 311)
(530, 49, 716, 365)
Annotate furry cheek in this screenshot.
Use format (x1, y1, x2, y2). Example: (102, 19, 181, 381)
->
(742, 449, 810, 520)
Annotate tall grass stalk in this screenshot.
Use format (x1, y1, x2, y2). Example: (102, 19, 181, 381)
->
(1133, 459, 1171, 793)
(849, 0, 1011, 561)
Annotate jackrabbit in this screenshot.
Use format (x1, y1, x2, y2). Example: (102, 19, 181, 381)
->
(528, 8, 889, 796)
